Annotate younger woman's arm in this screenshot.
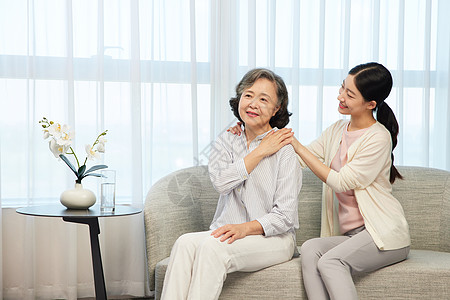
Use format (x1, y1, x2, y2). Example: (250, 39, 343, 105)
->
(291, 136, 330, 183)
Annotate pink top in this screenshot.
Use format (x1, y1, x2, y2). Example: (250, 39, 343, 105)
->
(330, 123, 368, 234)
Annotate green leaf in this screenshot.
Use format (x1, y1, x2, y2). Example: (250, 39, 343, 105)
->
(85, 164, 108, 175)
(77, 165, 86, 179)
(81, 172, 103, 179)
(59, 154, 77, 176)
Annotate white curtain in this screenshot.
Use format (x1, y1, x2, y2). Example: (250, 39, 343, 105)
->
(1, 0, 449, 298)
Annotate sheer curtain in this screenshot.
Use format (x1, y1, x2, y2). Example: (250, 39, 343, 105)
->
(1, 0, 449, 298)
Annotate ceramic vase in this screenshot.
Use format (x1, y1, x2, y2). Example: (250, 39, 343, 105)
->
(60, 183, 96, 209)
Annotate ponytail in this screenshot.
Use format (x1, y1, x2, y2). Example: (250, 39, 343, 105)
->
(376, 101, 403, 183)
(349, 62, 403, 183)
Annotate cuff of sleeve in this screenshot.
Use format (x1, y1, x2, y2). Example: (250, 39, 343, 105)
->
(256, 217, 272, 237)
(236, 158, 249, 180)
(326, 169, 344, 193)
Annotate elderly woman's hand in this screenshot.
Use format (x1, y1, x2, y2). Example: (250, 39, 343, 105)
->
(257, 128, 294, 157)
(211, 220, 264, 244)
(211, 223, 249, 244)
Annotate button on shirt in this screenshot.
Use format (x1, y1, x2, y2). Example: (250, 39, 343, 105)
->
(208, 128, 302, 237)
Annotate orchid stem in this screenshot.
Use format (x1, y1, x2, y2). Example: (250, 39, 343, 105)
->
(68, 147, 81, 169)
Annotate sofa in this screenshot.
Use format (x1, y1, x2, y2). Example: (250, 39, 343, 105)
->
(144, 165, 450, 299)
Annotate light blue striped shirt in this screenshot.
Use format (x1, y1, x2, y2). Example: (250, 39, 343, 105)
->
(208, 128, 302, 237)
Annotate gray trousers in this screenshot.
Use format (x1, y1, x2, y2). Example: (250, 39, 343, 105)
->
(300, 227, 410, 300)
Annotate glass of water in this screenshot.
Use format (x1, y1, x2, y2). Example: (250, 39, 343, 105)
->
(100, 170, 116, 213)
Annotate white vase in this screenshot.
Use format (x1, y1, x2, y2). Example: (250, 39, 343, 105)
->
(60, 183, 96, 209)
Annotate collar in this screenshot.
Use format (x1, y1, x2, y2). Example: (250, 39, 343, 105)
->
(242, 126, 278, 142)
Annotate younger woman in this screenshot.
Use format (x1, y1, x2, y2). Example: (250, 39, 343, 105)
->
(294, 62, 410, 299)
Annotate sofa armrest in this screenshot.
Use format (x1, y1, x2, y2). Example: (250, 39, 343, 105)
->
(441, 170, 450, 250)
(144, 166, 218, 291)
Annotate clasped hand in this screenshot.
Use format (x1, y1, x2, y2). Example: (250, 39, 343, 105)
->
(228, 123, 295, 157)
(258, 128, 294, 157)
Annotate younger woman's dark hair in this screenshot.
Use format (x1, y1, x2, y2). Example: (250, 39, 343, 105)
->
(229, 68, 291, 129)
(349, 62, 403, 183)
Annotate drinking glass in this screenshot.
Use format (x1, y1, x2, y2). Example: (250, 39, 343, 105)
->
(100, 170, 116, 213)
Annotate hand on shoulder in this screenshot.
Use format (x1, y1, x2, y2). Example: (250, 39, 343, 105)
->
(258, 128, 294, 157)
(227, 122, 243, 136)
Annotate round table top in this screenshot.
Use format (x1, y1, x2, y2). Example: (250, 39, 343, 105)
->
(16, 204, 142, 218)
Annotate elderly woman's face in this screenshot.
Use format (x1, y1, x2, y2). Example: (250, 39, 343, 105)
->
(238, 78, 279, 134)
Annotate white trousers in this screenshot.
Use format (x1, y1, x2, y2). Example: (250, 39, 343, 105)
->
(160, 230, 295, 300)
(300, 227, 410, 300)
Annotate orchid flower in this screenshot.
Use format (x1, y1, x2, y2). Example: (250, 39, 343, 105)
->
(39, 117, 109, 183)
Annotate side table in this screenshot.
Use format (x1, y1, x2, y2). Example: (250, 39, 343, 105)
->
(16, 204, 142, 300)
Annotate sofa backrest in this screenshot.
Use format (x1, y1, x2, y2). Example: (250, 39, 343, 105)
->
(391, 166, 450, 252)
(295, 168, 322, 245)
(295, 166, 450, 252)
(146, 165, 450, 249)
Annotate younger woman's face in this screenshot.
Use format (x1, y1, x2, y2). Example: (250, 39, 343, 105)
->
(337, 75, 374, 117)
(238, 78, 280, 134)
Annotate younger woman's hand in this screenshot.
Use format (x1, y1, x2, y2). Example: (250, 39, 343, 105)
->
(227, 122, 243, 136)
(257, 128, 294, 157)
(290, 134, 302, 149)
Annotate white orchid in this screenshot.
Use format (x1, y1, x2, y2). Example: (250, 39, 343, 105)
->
(96, 142, 106, 153)
(98, 135, 107, 145)
(48, 122, 65, 139)
(41, 120, 74, 156)
(57, 130, 75, 146)
(39, 117, 108, 183)
(43, 130, 50, 139)
(96, 135, 107, 153)
(49, 138, 70, 158)
(85, 144, 100, 160)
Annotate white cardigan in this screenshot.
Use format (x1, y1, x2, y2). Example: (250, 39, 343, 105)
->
(299, 119, 410, 250)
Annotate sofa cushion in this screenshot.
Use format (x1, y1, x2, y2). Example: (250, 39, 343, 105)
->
(354, 249, 450, 299)
(155, 255, 305, 300)
(154, 249, 450, 300)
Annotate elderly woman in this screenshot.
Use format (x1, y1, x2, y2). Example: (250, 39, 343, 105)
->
(161, 68, 302, 300)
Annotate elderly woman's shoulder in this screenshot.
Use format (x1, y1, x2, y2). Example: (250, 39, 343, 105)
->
(277, 143, 299, 161)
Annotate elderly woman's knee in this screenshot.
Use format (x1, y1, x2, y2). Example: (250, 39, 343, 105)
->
(198, 235, 223, 252)
(173, 232, 203, 251)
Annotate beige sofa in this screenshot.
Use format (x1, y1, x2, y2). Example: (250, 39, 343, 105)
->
(144, 166, 450, 299)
